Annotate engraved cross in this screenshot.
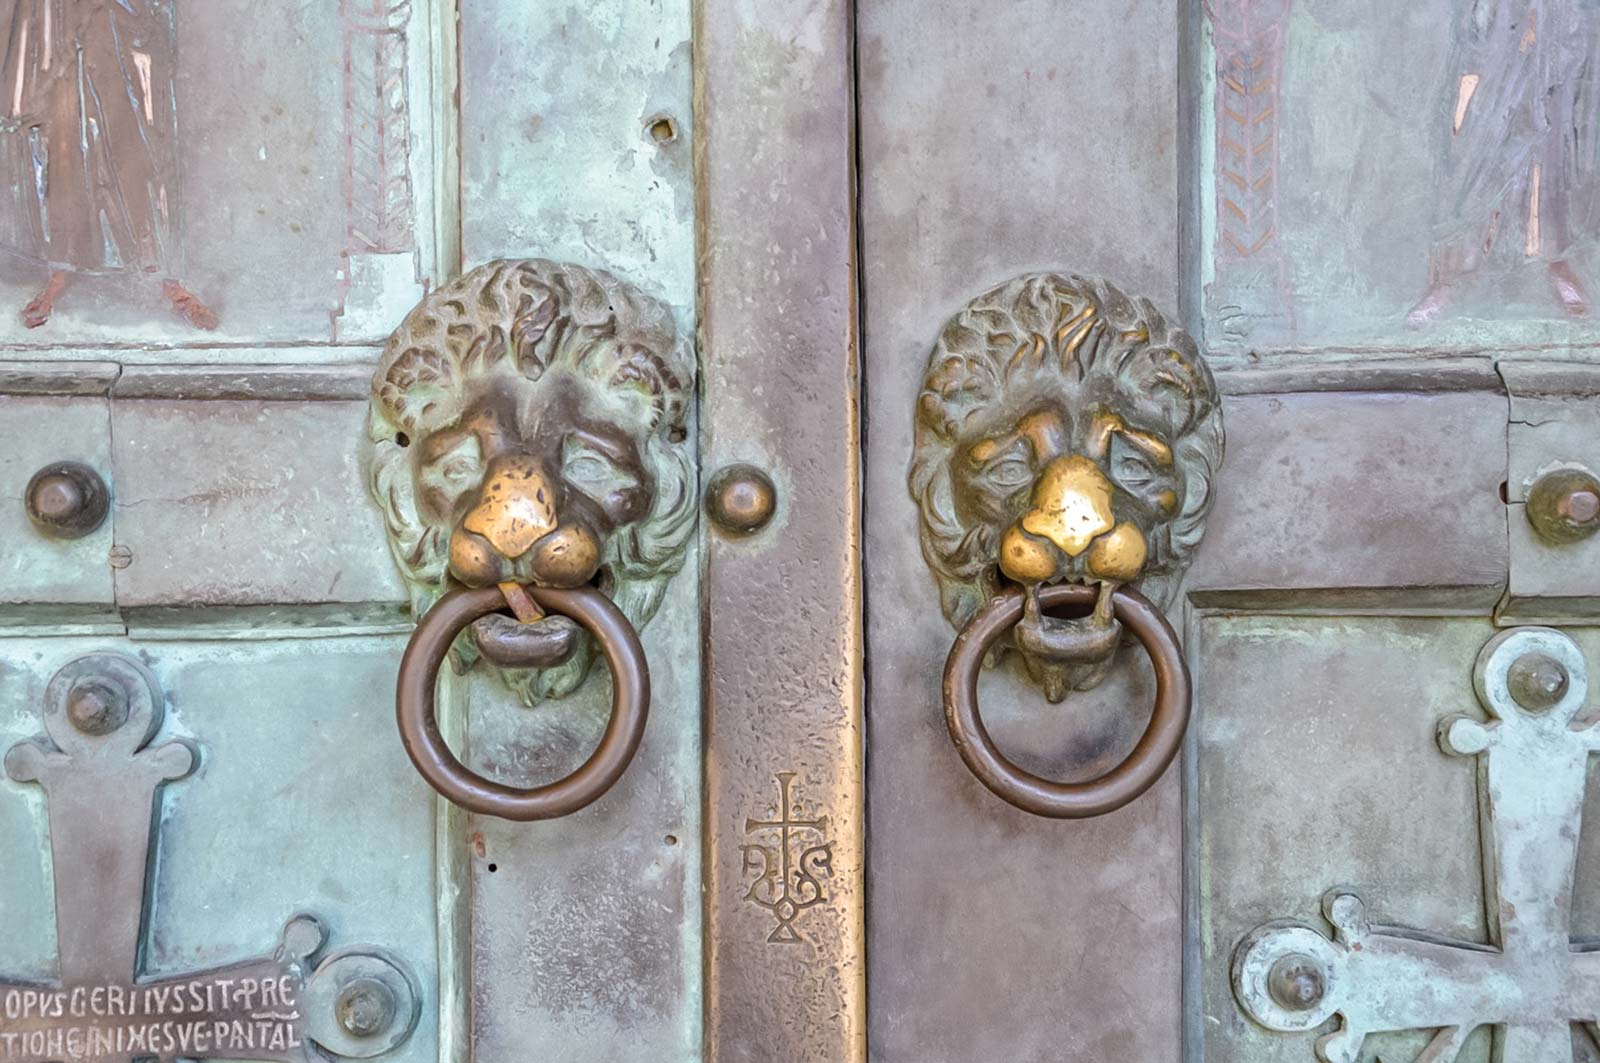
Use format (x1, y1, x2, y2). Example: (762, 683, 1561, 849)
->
(741, 773, 834, 944)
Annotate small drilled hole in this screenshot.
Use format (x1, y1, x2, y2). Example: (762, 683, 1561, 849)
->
(487, 862, 498, 873)
(646, 115, 677, 144)
(1499, 480, 1509, 504)
(664, 834, 678, 846)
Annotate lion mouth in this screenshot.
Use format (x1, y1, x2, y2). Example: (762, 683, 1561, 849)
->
(1012, 579, 1122, 702)
(457, 568, 614, 672)
(471, 612, 582, 670)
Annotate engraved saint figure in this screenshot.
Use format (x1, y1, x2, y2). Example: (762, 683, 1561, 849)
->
(0, 0, 215, 329)
(1408, 0, 1600, 324)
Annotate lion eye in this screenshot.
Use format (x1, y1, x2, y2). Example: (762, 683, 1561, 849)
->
(563, 439, 637, 500)
(421, 436, 483, 485)
(985, 457, 1033, 491)
(1110, 436, 1163, 490)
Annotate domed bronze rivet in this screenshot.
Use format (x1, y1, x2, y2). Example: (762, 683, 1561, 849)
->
(25, 462, 109, 540)
(65, 678, 130, 736)
(1506, 651, 1569, 712)
(1526, 467, 1600, 545)
(335, 977, 396, 1039)
(1266, 953, 1326, 1012)
(706, 464, 777, 535)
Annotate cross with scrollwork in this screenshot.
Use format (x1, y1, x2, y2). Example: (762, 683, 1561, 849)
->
(741, 773, 834, 945)
(1233, 628, 1600, 1062)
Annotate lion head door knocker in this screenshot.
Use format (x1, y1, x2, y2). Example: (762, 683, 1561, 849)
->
(909, 273, 1224, 818)
(365, 259, 694, 820)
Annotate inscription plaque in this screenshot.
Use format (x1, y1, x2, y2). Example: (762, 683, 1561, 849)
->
(0, 653, 419, 1062)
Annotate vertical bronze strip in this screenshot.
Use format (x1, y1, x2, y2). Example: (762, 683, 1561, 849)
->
(695, 1, 865, 1060)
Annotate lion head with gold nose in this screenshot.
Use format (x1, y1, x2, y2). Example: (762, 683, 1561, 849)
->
(366, 260, 694, 704)
(909, 273, 1223, 701)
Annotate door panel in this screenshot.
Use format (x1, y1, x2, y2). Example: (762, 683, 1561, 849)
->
(0, 2, 705, 1060)
(857, 1, 1596, 1060)
(858, 1, 1185, 1057)
(697, 2, 864, 1060)
(453, 3, 701, 1058)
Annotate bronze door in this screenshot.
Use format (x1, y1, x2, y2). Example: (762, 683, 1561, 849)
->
(0, 2, 1598, 1062)
(857, 1, 1600, 1061)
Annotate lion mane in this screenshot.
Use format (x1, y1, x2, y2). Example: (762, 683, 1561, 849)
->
(908, 273, 1224, 632)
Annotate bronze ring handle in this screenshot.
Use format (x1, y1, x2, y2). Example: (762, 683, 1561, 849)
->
(396, 584, 650, 821)
(944, 582, 1191, 819)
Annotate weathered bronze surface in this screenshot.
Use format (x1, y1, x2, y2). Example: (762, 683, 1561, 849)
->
(395, 583, 649, 821)
(944, 582, 1191, 818)
(0, 652, 418, 1062)
(1525, 466, 1600, 545)
(705, 463, 777, 536)
(698, 0, 864, 1057)
(1233, 627, 1599, 1060)
(1, 0, 219, 331)
(366, 258, 693, 703)
(910, 273, 1223, 702)
(24, 462, 108, 540)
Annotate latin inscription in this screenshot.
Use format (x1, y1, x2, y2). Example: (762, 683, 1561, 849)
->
(0, 971, 305, 1063)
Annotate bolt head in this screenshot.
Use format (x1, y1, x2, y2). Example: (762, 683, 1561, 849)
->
(1527, 467, 1600, 544)
(1266, 954, 1325, 1012)
(706, 464, 777, 535)
(335, 977, 396, 1039)
(65, 679, 129, 736)
(1507, 651, 1570, 711)
(25, 462, 109, 540)
(1561, 489, 1600, 524)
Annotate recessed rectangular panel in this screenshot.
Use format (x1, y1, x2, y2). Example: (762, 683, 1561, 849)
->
(1501, 363, 1600, 622)
(1189, 615, 1600, 1062)
(1202, 1, 1600, 352)
(110, 399, 405, 611)
(0, 397, 114, 613)
(0, 1, 441, 348)
(0, 634, 438, 1062)
(1189, 390, 1508, 609)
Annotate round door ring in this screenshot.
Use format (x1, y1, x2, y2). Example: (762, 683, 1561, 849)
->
(396, 584, 649, 821)
(943, 582, 1191, 819)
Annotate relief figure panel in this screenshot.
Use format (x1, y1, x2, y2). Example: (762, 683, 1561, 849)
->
(1205, 0, 1600, 352)
(0, 0, 438, 348)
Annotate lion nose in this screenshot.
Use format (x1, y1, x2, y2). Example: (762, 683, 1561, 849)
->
(524, 520, 602, 588)
(447, 455, 605, 589)
(997, 455, 1148, 584)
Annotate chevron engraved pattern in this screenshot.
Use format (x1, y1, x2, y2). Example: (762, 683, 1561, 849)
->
(1218, 52, 1277, 257)
(342, 0, 417, 255)
(1208, 0, 1290, 261)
